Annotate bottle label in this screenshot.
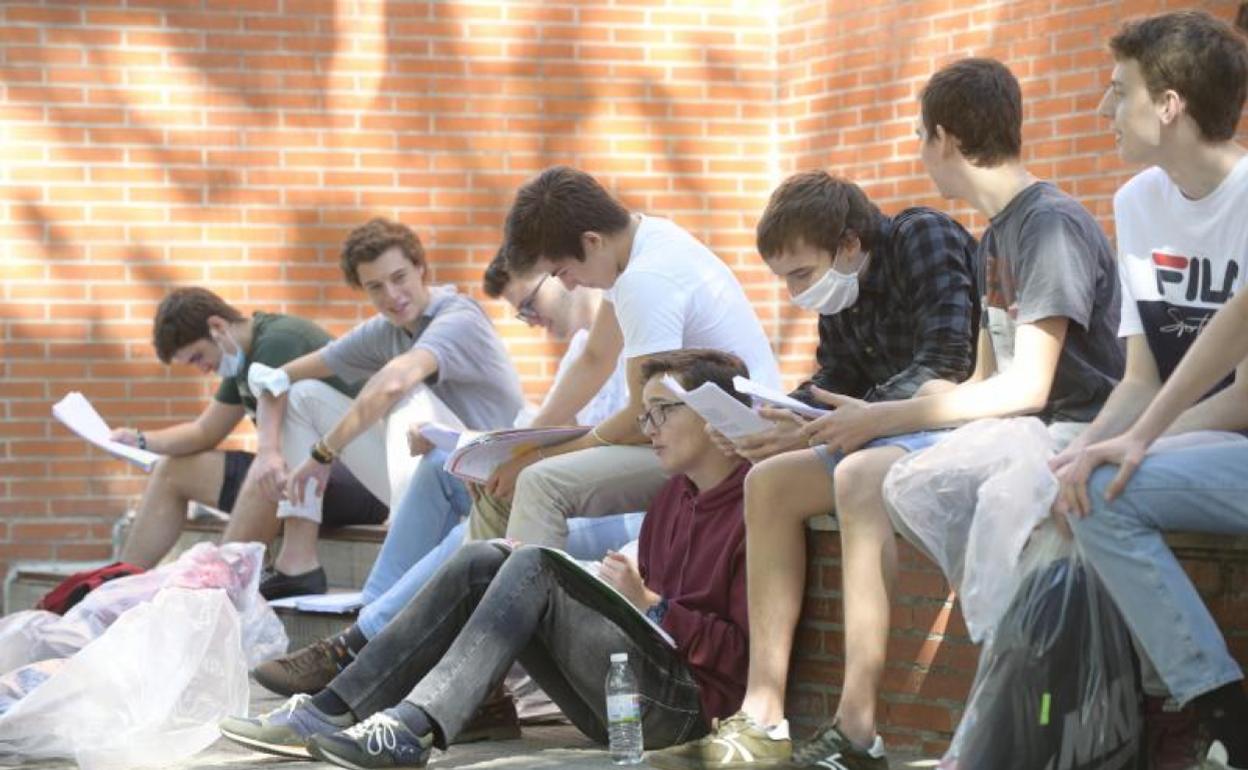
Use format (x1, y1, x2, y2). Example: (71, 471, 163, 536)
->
(607, 693, 640, 723)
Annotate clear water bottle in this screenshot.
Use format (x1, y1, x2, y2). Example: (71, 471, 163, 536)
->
(605, 652, 644, 764)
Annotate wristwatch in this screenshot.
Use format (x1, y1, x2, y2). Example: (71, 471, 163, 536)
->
(310, 438, 336, 465)
(645, 596, 669, 625)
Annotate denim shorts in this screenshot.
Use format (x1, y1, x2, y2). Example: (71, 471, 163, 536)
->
(812, 430, 950, 476)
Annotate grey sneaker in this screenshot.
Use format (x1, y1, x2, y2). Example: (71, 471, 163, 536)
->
(647, 711, 792, 769)
(309, 711, 434, 769)
(218, 693, 353, 758)
(791, 720, 888, 770)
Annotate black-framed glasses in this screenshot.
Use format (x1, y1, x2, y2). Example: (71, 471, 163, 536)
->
(636, 400, 686, 432)
(515, 274, 549, 325)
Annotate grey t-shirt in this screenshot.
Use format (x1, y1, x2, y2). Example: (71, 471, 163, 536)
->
(320, 286, 524, 431)
(979, 182, 1124, 422)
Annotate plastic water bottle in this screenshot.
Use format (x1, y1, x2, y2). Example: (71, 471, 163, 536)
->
(606, 652, 644, 764)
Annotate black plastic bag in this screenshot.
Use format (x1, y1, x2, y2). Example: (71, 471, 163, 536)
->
(944, 527, 1145, 770)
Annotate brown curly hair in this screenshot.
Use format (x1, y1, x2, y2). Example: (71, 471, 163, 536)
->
(340, 218, 427, 288)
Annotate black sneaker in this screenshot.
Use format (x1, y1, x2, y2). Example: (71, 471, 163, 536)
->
(791, 720, 888, 770)
(260, 566, 328, 600)
(309, 711, 434, 769)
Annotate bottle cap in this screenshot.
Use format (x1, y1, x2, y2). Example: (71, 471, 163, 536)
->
(610, 652, 628, 663)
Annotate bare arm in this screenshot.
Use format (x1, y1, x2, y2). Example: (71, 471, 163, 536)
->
(253, 350, 336, 457)
(874, 317, 1070, 434)
(321, 347, 439, 454)
(139, 399, 245, 456)
(1058, 335, 1162, 456)
(531, 301, 624, 428)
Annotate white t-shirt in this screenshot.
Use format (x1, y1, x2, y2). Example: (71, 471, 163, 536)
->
(513, 329, 630, 428)
(604, 215, 781, 388)
(1115, 156, 1248, 381)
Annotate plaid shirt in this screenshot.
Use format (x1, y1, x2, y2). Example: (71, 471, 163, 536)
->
(792, 207, 979, 405)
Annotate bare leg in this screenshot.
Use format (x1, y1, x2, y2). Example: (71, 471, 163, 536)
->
(832, 446, 907, 746)
(738, 449, 836, 726)
(119, 452, 227, 569)
(220, 471, 280, 546)
(273, 517, 321, 575)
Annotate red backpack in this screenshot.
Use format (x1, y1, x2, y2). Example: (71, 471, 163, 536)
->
(35, 561, 146, 615)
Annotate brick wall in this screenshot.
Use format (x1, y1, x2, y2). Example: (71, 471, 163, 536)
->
(0, 0, 1244, 578)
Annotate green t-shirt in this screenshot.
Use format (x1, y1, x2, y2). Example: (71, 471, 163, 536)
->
(214, 312, 359, 417)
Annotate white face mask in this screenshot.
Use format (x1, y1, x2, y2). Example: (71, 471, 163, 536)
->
(214, 330, 245, 378)
(791, 264, 860, 315)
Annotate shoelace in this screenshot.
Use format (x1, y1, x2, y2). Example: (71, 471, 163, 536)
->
(286, 640, 337, 674)
(343, 713, 402, 756)
(274, 693, 312, 720)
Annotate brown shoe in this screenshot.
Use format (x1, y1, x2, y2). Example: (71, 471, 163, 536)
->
(252, 638, 347, 697)
(453, 685, 521, 745)
(1146, 695, 1209, 770)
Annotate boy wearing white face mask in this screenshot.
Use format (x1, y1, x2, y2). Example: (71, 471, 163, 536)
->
(111, 287, 387, 573)
(653, 170, 979, 770)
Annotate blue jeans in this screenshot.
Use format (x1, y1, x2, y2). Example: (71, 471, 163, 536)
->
(1070, 439, 1248, 705)
(358, 457, 644, 638)
(812, 429, 949, 475)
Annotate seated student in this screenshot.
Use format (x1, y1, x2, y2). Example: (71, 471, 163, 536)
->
(220, 349, 753, 769)
(250, 218, 525, 598)
(1048, 11, 1248, 769)
(465, 165, 781, 547)
(651, 170, 978, 769)
(250, 250, 639, 698)
(682, 59, 1127, 770)
(110, 287, 386, 573)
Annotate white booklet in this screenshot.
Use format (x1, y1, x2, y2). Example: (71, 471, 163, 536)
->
(268, 590, 364, 614)
(51, 392, 162, 472)
(731, 376, 829, 420)
(493, 541, 675, 648)
(660, 375, 771, 440)
(437, 426, 591, 483)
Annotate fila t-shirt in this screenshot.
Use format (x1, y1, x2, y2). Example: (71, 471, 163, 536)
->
(1115, 155, 1248, 383)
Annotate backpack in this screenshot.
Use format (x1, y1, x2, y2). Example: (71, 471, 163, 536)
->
(35, 562, 146, 615)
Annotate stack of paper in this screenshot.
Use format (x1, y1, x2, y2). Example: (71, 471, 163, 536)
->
(435, 426, 591, 483)
(51, 392, 162, 472)
(731, 376, 829, 419)
(660, 375, 771, 439)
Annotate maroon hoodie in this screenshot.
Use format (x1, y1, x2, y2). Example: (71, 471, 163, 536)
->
(637, 461, 750, 723)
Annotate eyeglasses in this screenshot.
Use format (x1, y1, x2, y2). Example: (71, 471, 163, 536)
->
(515, 274, 549, 325)
(636, 400, 686, 432)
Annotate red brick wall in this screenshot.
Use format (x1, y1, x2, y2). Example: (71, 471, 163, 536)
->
(1, 0, 1244, 579)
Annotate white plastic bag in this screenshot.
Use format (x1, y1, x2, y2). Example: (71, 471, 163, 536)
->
(883, 417, 1058, 642)
(0, 542, 286, 674)
(0, 588, 250, 769)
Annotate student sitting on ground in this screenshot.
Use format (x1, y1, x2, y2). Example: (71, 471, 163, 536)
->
(111, 287, 386, 576)
(1051, 12, 1248, 769)
(250, 250, 639, 700)
(463, 165, 780, 549)
(248, 218, 525, 598)
(220, 349, 753, 769)
(651, 170, 979, 769)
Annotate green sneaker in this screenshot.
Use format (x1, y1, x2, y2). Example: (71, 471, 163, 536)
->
(647, 712, 792, 769)
(218, 693, 354, 759)
(791, 720, 888, 770)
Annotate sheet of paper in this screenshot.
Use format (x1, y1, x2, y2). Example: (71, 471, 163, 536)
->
(297, 591, 364, 614)
(660, 375, 771, 440)
(731, 376, 829, 420)
(538, 547, 676, 648)
(418, 422, 467, 454)
(51, 392, 162, 472)
(446, 426, 590, 483)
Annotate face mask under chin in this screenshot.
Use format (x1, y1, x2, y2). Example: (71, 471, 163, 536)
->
(215, 331, 245, 378)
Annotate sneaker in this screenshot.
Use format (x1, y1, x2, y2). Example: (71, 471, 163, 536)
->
(791, 720, 888, 770)
(218, 693, 353, 758)
(252, 637, 348, 696)
(309, 711, 434, 769)
(260, 566, 328, 600)
(647, 712, 791, 769)
(454, 687, 521, 744)
(1146, 695, 1208, 770)
(1204, 739, 1248, 770)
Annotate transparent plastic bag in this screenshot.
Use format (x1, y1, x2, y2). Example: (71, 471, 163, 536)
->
(941, 525, 1144, 769)
(0, 542, 285, 674)
(0, 588, 250, 769)
(883, 417, 1058, 641)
